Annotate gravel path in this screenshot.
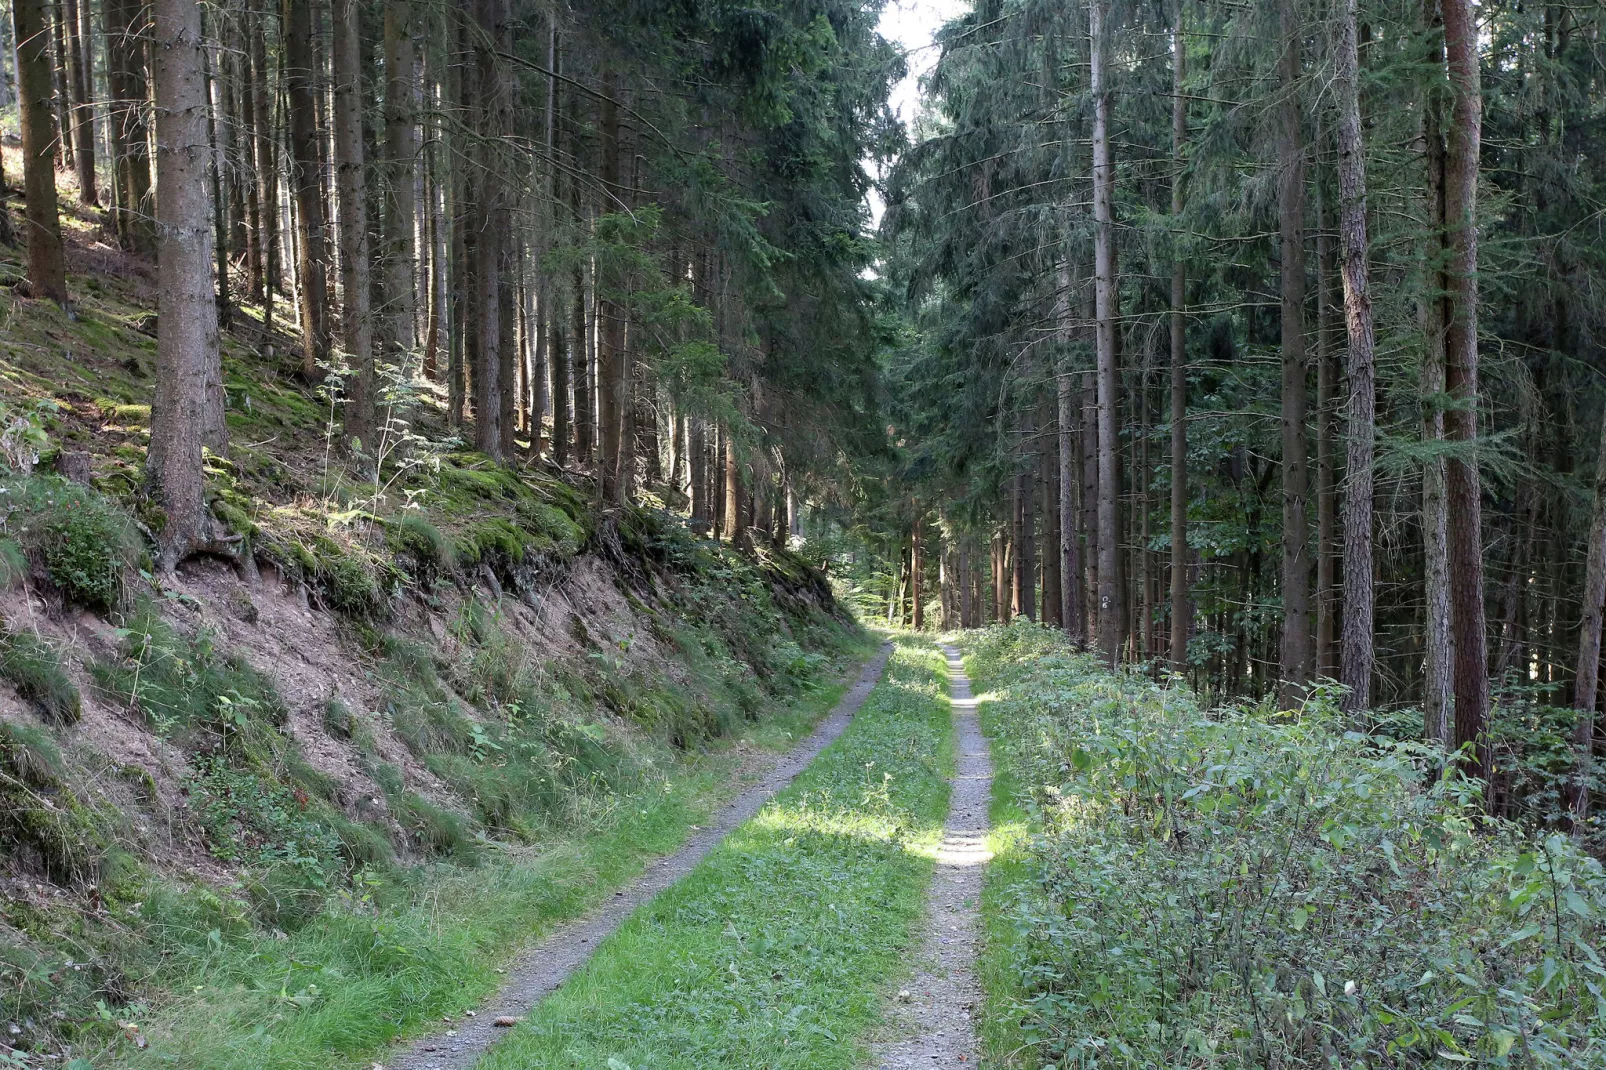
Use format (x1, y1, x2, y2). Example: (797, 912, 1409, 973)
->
(384, 642, 893, 1070)
(870, 644, 993, 1069)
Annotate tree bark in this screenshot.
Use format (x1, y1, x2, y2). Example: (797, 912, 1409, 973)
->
(1571, 414, 1606, 828)
(1421, 69, 1453, 742)
(912, 520, 924, 630)
(1042, 404, 1063, 627)
(1442, 0, 1491, 788)
(723, 430, 744, 544)
(1091, 0, 1121, 665)
(49, 0, 71, 171)
(13, 0, 68, 302)
(284, 0, 329, 381)
(382, 0, 417, 371)
(148, 0, 223, 570)
(596, 70, 624, 500)
(331, 0, 372, 451)
(1277, 0, 1311, 704)
(1018, 414, 1037, 621)
(63, 0, 94, 204)
(1336, 0, 1378, 718)
(1058, 360, 1085, 645)
(1315, 144, 1339, 678)
(1170, 8, 1190, 671)
(1081, 372, 1100, 640)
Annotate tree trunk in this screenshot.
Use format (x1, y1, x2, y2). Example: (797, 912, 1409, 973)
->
(148, 0, 223, 570)
(572, 259, 592, 464)
(331, 0, 372, 451)
(109, 0, 154, 254)
(723, 431, 744, 544)
(49, 0, 71, 171)
(1315, 143, 1339, 678)
(1058, 361, 1085, 645)
(1277, 0, 1311, 705)
(1571, 414, 1606, 828)
(241, 0, 266, 301)
(1091, 0, 1121, 665)
(1336, 0, 1378, 718)
(202, 18, 231, 330)
(1421, 69, 1453, 741)
(1018, 415, 1037, 621)
(596, 71, 624, 500)
(1042, 407, 1063, 628)
(63, 0, 94, 204)
(912, 520, 924, 630)
(689, 419, 707, 532)
(469, 0, 508, 460)
(1442, 0, 1491, 789)
(382, 0, 417, 372)
(13, 0, 68, 302)
(1081, 372, 1100, 640)
(284, 0, 329, 381)
(1170, 8, 1190, 671)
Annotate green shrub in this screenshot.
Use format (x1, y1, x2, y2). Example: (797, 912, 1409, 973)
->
(0, 476, 142, 611)
(0, 628, 81, 725)
(967, 623, 1606, 1070)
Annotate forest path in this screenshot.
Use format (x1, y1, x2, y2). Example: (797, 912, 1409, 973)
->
(385, 642, 893, 1070)
(869, 645, 993, 1069)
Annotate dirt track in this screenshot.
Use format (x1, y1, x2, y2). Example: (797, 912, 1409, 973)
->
(384, 642, 894, 1070)
(869, 644, 993, 1069)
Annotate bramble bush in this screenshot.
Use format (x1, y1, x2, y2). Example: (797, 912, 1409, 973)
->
(967, 623, 1606, 1069)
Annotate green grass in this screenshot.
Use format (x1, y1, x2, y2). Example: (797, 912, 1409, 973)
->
(478, 635, 953, 1070)
(106, 642, 877, 1070)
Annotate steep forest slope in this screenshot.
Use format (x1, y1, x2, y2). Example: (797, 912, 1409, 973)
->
(0, 175, 863, 1065)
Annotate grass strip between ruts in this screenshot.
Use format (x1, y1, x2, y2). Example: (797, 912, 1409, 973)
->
(108, 641, 876, 1070)
(477, 634, 954, 1070)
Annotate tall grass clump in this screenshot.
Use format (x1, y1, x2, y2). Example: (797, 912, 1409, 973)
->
(967, 622, 1606, 1069)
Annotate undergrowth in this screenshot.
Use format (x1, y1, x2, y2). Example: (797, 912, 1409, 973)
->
(964, 623, 1606, 1069)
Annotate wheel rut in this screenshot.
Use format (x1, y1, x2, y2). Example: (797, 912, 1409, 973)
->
(870, 643, 993, 1069)
(385, 642, 893, 1070)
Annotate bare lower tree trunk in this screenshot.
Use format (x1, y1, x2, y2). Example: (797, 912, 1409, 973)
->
(1571, 414, 1606, 828)
(1091, 0, 1121, 666)
(49, 0, 70, 171)
(1170, 8, 1190, 671)
(382, 0, 417, 371)
(331, 0, 372, 450)
(596, 72, 624, 499)
(13, 0, 68, 303)
(912, 520, 924, 630)
(284, 0, 329, 380)
(688, 418, 707, 531)
(1081, 372, 1100, 639)
(1277, 0, 1311, 705)
(1043, 404, 1063, 628)
(148, 0, 223, 571)
(723, 431, 744, 544)
(1421, 76, 1453, 742)
(106, 0, 154, 254)
(1019, 413, 1037, 622)
(1058, 361, 1085, 645)
(1442, 0, 1491, 789)
(1315, 147, 1339, 678)
(1337, 0, 1377, 718)
(63, 0, 94, 205)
